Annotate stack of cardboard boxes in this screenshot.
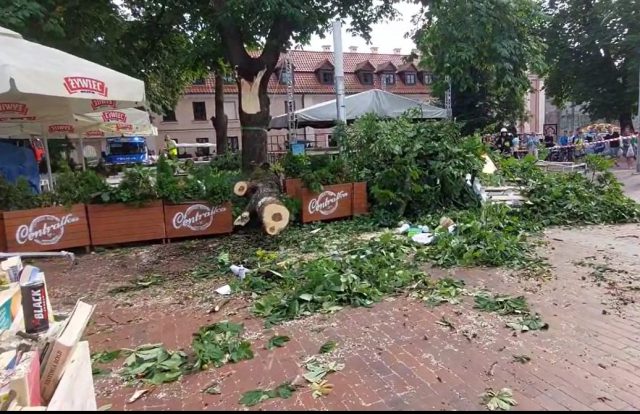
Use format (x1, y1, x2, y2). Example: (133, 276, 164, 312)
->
(0, 257, 96, 411)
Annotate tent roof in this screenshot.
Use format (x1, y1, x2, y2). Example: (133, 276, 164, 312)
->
(269, 89, 447, 129)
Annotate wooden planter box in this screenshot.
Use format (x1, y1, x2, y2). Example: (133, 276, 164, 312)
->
(86, 201, 165, 246)
(163, 201, 233, 240)
(285, 179, 368, 223)
(0, 205, 90, 252)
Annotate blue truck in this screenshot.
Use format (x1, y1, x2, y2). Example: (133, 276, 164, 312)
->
(103, 136, 151, 165)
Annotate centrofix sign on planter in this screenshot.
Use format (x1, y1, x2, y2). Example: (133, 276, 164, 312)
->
(163, 202, 233, 239)
(0, 205, 90, 252)
(302, 183, 354, 223)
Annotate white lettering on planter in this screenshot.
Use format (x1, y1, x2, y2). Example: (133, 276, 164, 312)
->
(15, 214, 80, 245)
(308, 190, 349, 216)
(173, 204, 227, 231)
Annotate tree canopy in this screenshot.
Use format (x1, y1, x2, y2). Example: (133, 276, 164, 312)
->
(413, 0, 547, 133)
(0, 0, 207, 113)
(544, 0, 640, 131)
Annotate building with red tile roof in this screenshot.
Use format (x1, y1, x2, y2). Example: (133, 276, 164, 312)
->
(152, 49, 435, 156)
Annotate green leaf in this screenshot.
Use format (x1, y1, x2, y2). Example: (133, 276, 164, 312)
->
(217, 252, 230, 266)
(319, 340, 337, 354)
(299, 293, 313, 302)
(239, 390, 270, 407)
(266, 335, 291, 350)
(91, 349, 122, 364)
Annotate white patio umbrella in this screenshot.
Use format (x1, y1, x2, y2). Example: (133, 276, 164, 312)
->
(0, 25, 146, 185)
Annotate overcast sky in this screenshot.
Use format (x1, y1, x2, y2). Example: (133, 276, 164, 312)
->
(306, 2, 422, 54)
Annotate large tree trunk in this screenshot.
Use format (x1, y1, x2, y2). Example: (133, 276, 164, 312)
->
(620, 112, 635, 133)
(237, 67, 271, 172)
(212, 72, 228, 154)
(233, 166, 290, 235)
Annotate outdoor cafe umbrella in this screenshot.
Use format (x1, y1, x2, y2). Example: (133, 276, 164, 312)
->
(0, 25, 146, 185)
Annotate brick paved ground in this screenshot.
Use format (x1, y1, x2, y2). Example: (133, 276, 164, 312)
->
(40, 219, 640, 411)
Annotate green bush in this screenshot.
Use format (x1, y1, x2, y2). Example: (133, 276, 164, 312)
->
(341, 114, 485, 220)
(0, 176, 43, 211)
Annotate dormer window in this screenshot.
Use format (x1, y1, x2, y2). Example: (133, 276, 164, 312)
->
(359, 72, 374, 85)
(355, 60, 376, 86)
(319, 70, 334, 85)
(223, 74, 236, 84)
(193, 77, 205, 85)
(314, 59, 335, 85)
(381, 72, 395, 86)
(404, 72, 416, 85)
(418, 71, 434, 85)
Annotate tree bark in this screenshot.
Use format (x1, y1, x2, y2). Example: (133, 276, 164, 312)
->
(620, 113, 635, 134)
(237, 65, 272, 172)
(211, 72, 228, 154)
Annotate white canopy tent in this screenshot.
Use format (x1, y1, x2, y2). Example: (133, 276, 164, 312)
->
(0, 25, 146, 185)
(269, 89, 447, 129)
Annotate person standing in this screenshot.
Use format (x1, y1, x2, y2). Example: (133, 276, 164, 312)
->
(526, 133, 538, 159)
(164, 134, 178, 160)
(511, 133, 520, 157)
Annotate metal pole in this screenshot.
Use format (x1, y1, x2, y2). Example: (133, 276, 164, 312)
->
(79, 137, 86, 171)
(332, 20, 346, 124)
(43, 137, 54, 191)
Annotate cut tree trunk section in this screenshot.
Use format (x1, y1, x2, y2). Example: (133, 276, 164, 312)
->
(233, 171, 290, 235)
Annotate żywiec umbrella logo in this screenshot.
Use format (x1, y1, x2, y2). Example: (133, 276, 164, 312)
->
(308, 190, 349, 216)
(63, 77, 108, 97)
(101, 111, 127, 123)
(0, 102, 28, 115)
(115, 123, 134, 132)
(48, 124, 75, 134)
(91, 100, 117, 110)
(84, 130, 105, 137)
(0, 102, 35, 121)
(16, 214, 80, 245)
(173, 205, 227, 231)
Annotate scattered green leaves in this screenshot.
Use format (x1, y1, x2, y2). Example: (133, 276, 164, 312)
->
(481, 388, 517, 411)
(266, 335, 290, 350)
(474, 294, 529, 315)
(506, 314, 549, 332)
(303, 359, 345, 384)
(416, 277, 466, 306)
(120, 344, 187, 385)
(319, 340, 337, 354)
(191, 321, 254, 370)
(239, 383, 295, 407)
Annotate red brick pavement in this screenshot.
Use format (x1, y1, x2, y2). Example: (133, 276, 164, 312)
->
(42, 224, 640, 411)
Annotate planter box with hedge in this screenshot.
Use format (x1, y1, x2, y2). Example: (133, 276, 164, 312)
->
(278, 153, 368, 223)
(157, 157, 237, 240)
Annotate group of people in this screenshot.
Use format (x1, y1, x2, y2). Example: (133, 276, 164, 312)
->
(486, 126, 638, 169)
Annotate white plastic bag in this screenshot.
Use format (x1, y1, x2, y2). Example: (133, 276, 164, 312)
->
(626, 145, 634, 158)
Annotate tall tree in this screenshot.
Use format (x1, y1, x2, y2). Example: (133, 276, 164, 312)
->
(544, 0, 640, 131)
(413, 0, 547, 133)
(208, 0, 399, 171)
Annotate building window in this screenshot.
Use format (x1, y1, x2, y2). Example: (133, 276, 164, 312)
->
(196, 137, 210, 156)
(162, 110, 177, 122)
(422, 72, 433, 85)
(192, 101, 207, 121)
(404, 72, 416, 85)
(382, 72, 395, 86)
(223, 74, 235, 84)
(228, 136, 239, 152)
(284, 100, 296, 113)
(319, 70, 334, 85)
(193, 77, 205, 85)
(359, 72, 374, 85)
